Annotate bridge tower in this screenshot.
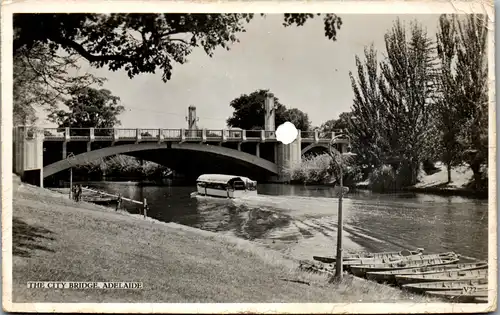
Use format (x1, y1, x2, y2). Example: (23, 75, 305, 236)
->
(264, 92, 275, 131)
(186, 105, 199, 130)
(264, 92, 301, 182)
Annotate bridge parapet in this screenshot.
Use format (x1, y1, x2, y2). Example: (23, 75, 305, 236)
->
(37, 127, 348, 144)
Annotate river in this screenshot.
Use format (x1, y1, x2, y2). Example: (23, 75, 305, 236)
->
(83, 181, 489, 261)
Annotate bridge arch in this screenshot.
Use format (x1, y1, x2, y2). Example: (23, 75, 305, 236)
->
(301, 143, 329, 156)
(43, 143, 278, 178)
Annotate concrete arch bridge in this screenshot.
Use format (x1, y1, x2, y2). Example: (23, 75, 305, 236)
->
(14, 126, 349, 186)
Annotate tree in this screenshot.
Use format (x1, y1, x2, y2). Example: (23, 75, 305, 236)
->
(14, 13, 342, 83)
(377, 19, 437, 186)
(319, 112, 353, 132)
(348, 44, 388, 172)
(48, 87, 125, 136)
(453, 14, 489, 190)
(13, 43, 104, 125)
(433, 14, 463, 183)
(281, 108, 311, 131)
(226, 89, 311, 131)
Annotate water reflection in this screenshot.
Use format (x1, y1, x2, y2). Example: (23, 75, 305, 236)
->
(84, 181, 488, 261)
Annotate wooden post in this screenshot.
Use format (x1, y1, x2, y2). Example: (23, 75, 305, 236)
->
(143, 198, 147, 219)
(69, 167, 73, 200)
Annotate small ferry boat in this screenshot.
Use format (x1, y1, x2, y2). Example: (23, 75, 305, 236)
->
(191, 174, 258, 199)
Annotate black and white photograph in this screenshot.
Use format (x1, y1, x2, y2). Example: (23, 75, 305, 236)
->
(2, 1, 496, 313)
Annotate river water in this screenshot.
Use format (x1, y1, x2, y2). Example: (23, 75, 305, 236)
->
(84, 181, 489, 262)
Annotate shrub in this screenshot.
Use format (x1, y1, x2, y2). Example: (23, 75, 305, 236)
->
(368, 165, 397, 193)
(285, 153, 363, 186)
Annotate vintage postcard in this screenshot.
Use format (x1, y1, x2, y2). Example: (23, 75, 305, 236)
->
(1, 0, 496, 313)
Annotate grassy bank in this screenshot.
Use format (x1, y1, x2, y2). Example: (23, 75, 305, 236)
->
(356, 163, 487, 198)
(10, 176, 435, 304)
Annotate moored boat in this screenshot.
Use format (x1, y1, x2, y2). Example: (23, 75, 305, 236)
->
(424, 289, 488, 303)
(366, 261, 488, 284)
(395, 269, 488, 286)
(349, 256, 460, 278)
(401, 279, 488, 294)
(344, 252, 458, 272)
(312, 248, 424, 264)
(191, 174, 258, 199)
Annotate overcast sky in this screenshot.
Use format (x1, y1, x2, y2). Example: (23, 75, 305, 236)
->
(39, 14, 441, 130)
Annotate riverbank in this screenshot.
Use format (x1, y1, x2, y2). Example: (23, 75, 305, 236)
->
(355, 163, 487, 199)
(10, 176, 434, 304)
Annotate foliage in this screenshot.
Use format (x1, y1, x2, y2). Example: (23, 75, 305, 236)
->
(453, 14, 489, 190)
(280, 108, 311, 131)
(284, 153, 361, 185)
(14, 13, 342, 83)
(378, 19, 437, 185)
(432, 14, 463, 183)
(226, 89, 311, 131)
(368, 165, 397, 193)
(13, 43, 104, 125)
(79, 155, 171, 179)
(319, 112, 353, 133)
(348, 19, 437, 186)
(48, 87, 125, 135)
(348, 44, 389, 171)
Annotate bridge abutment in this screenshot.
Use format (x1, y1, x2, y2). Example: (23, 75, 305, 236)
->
(274, 131, 302, 182)
(13, 126, 44, 187)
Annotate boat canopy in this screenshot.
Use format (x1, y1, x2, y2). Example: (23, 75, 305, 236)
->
(196, 174, 256, 185)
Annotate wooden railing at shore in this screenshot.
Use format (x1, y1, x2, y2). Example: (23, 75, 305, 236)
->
(81, 187, 148, 219)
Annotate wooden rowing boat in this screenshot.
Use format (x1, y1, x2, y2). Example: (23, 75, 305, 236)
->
(346, 252, 457, 267)
(424, 289, 488, 303)
(401, 279, 488, 294)
(395, 269, 488, 285)
(366, 261, 488, 284)
(350, 256, 460, 278)
(313, 248, 424, 264)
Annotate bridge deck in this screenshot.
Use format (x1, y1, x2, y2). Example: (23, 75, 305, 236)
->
(31, 128, 349, 144)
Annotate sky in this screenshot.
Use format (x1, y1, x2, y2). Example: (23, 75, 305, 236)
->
(38, 14, 441, 130)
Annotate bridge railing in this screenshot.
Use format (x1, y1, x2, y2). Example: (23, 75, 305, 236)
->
(43, 128, 65, 140)
(94, 128, 114, 140)
(207, 130, 223, 140)
(185, 129, 202, 140)
(39, 127, 347, 143)
(246, 130, 261, 140)
(265, 131, 276, 139)
(162, 129, 181, 140)
(116, 129, 137, 140)
(227, 130, 242, 140)
(301, 131, 315, 140)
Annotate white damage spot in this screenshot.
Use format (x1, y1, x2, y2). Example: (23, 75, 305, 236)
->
(276, 122, 298, 145)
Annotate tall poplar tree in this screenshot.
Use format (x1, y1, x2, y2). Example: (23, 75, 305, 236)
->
(348, 44, 388, 171)
(454, 14, 489, 189)
(434, 14, 462, 183)
(378, 19, 437, 185)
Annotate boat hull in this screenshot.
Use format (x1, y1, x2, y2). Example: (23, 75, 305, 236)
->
(366, 262, 488, 284)
(402, 279, 489, 294)
(350, 256, 459, 278)
(395, 269, 488, 285)
(425, 289, 489, 303)
(313, 249, 424, 264)
(192, 189, 258, 199)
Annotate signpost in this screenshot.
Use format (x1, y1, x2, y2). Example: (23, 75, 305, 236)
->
(329, 134, 356, 281)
